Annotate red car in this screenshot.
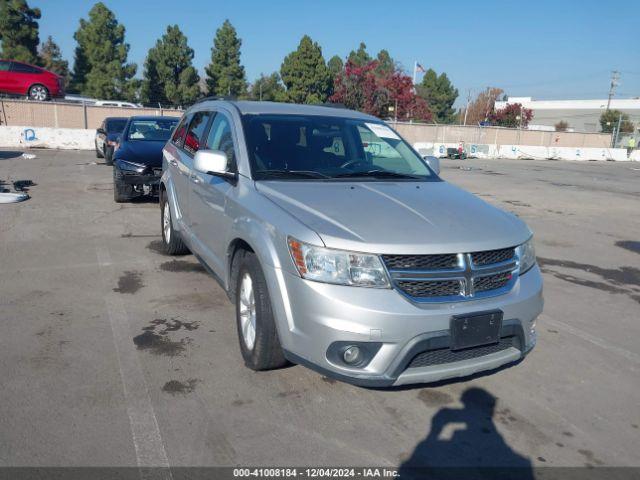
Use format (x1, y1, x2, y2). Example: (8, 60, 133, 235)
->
(0, 59, 65, 101)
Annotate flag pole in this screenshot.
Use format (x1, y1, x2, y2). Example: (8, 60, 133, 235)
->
(413, 61, 417, 85)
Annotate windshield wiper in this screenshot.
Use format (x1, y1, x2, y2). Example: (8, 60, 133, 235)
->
(334, 169, 424, 180)
(257, 169, 330, 180)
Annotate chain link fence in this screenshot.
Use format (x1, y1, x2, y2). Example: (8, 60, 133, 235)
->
(391, 122, 612, 148)
(0, 99, 183, 129)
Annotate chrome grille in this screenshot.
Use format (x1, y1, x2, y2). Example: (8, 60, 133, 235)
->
(383, 247, 518, 302)
(396, 279, 462, 298)
(471, 247, 515, 266)
(474, 272, 513, 293)
(382, 254, 458, 270)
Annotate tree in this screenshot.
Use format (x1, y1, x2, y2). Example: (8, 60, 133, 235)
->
(249, 72, 285, 102)
(600, 109, 634, 133)
(488, 103, 533, 128)
(205, 20, 247, 97)
(327, 55, 343, 77)
(555, 120, 569, 132)
(347, 42, 372, 67)
(416, 68, 458, 124)
(39, 36, 69, 81)
(463, 87, 504, 125)
(280, 35, 332, 104)
(71, 2, 137, 100)
(375, 49, 396, 77)
(0, 0, 41, 64)
(330, 59, 431, 122)
(141, 25, 200, 107)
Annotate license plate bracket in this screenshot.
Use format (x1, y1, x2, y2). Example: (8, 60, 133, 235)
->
(450, 310, 503, 351)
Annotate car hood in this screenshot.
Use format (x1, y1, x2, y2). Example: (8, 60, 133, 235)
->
(115, 141, 165, 167)
(256, 180, 531, 254)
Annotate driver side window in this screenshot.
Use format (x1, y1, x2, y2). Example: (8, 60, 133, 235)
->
(206, 114, 237, 172)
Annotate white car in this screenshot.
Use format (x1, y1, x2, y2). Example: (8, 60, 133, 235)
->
(94, 100, 141, 108)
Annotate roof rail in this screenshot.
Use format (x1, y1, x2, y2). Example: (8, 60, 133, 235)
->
(321, 102, 347, 109)
(194, 95, 236, 104)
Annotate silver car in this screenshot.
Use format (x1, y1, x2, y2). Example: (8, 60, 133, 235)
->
(160, 100, 543, 387)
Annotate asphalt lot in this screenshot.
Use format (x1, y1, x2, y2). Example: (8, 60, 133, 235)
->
(0, 148, 639, 470)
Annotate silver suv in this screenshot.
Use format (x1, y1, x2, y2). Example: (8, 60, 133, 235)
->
(160, 100, 543, 387)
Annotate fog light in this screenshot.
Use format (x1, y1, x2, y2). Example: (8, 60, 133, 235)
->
(530, 319, 537, 335)
(343, 346, 362, 365)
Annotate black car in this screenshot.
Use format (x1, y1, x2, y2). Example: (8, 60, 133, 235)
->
(446, 147, 467, 160)
(113, 115, 179, 203)
(96, 117, 128, 165)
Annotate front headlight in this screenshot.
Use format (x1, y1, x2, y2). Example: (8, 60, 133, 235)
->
(517, 237, 536, 274)
(288, 237, 390, 288)
(119, 160, 146, 173)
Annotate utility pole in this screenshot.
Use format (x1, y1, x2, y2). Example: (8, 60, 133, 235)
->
(259, 82, 263, 101)
(606, 71, 620, 111)
(612, 112, 623, 147)
(462, 89, 472, 125)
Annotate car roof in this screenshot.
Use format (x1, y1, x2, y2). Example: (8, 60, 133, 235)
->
(105, 117, 128, 121)
(126, 115, 180, 121)
(193, 99, 379, 121)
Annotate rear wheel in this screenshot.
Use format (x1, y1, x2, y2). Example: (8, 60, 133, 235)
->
(161, 194, 189, 255)
(28, 84, 49, 101)
(235, 251, 287, 371)
(95, 141, 104, 159)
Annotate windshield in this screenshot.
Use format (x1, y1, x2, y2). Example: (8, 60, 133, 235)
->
(242, 114, 436, 181)
(106, 119, 127, 133)
(126, 119, 178, 142)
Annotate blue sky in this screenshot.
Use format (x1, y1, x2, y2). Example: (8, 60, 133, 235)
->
(38, 0, 640, 106)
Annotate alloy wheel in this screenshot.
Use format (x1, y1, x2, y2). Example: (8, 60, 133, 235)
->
(238, 273, 257, 350)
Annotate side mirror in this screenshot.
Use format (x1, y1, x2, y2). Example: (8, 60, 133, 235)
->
(194, 149, 235, 179)
(97, 128, 106, 135)
(423, 155, 440, 175)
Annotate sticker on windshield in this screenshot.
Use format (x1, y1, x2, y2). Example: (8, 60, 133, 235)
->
(365, 123, 400, 140)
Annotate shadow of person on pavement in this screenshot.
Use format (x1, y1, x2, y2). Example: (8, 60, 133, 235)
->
(398, 387, 534, 480)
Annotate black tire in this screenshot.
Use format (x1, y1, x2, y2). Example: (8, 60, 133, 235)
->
(113, 168, 132, 203)
(95, 141, 104, 159)
(160, 194, 189, 255)
(28, 84, 49, 101)
(104, 147, 113, 166)
(234, 250, 287, 371)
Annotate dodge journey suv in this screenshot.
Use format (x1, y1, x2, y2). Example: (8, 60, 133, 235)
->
(159, 100, 543, 387)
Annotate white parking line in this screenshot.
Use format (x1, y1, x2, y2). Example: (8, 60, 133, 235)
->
(96, 244, 172, 479)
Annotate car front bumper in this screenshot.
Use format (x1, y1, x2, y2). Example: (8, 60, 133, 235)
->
(267, 264, 543, 387)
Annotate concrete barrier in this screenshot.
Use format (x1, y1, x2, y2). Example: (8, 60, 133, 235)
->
(0, 125, 94, 150)
(415, 141, 630, 162)
(629, 150, 640, 161)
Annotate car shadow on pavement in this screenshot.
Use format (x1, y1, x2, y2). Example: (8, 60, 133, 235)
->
(0, 150, 23, 160)
(398, 387, 533, 480)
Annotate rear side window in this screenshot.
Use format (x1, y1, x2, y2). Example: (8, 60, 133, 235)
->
(171, 114, 191, 148)
(184, 111, 213, 155)
(11, 62, 40, 74)
(0, 61, 10, 72)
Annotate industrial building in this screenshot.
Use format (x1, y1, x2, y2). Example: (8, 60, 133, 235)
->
(494, 96, 640, 133)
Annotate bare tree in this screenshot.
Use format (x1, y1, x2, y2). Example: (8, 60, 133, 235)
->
(461, 87, 504, 125)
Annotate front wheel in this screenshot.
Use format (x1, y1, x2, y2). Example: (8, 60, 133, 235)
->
(160, 195, 189, 255)
(235, 251, 287, 371)
(28, 84, 49, 102)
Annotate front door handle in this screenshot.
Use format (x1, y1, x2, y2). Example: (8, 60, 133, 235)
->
(168, 159, 178, 167)
(190, 173, 200, 184)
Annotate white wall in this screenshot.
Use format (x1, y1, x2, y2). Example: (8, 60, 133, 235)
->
(0, 126, 94, 150)
(414, 141, 632, 162)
